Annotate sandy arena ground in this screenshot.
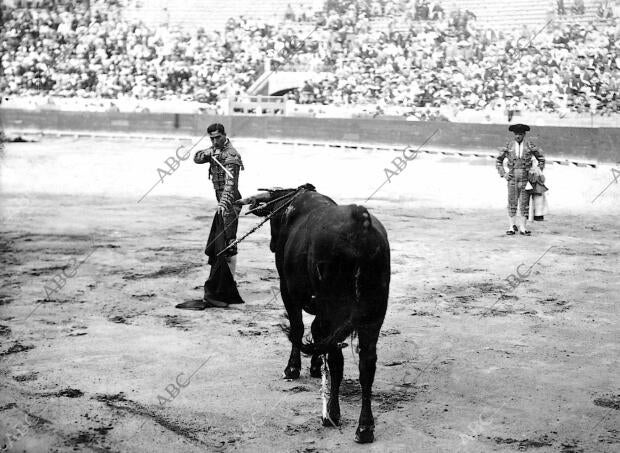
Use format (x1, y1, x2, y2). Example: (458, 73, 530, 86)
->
(0, 137, 619, 453)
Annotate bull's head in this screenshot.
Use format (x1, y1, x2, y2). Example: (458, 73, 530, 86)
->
(235, 183, 315, 217)
(235, 184, 316, 253)
(235, 190, 274, 217)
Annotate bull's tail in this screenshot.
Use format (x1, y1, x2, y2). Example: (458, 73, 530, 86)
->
(291, 315, 357, 356)
(292, 265, 363, 355)
(285, 312, 357, 356)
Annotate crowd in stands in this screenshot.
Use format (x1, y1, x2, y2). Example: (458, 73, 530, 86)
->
(1, 0, 266, 103)
(1, 0, 619, 117)
(287, 0, 619, 116)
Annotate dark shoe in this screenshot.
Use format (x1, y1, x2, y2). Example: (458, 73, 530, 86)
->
(203, 296, 229, 308)
(513, 225, 519, 233)
(175, 299, 208, 310)
(506, 230, 516, 235)
(519, 230, 531, 236)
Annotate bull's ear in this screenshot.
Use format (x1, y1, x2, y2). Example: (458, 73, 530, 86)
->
(299, 183, 315, 191)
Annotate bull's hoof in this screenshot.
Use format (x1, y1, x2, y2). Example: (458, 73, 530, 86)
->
(354, 425, 375, 443)
(321, 415, 340, 427)
(282, 366, 300, 380)
(309, 362, 322, 378)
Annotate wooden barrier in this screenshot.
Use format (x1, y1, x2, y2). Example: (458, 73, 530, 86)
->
(1, 109, 618, 164)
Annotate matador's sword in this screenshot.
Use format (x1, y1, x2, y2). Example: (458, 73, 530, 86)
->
(210, 153, 234, 179)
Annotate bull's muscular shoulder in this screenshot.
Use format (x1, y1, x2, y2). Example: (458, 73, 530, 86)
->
(223, 145, 242, 166)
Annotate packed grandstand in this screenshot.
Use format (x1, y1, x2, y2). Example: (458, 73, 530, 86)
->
(1, 0, 618, 119)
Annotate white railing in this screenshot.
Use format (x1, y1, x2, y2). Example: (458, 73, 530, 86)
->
(229, 95, 287, 115)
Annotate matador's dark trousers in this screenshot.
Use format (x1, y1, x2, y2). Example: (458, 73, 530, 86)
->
(222, 205, 242, 256)
(214, 185, 242, 257)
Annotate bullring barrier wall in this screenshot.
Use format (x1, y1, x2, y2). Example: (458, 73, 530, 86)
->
(1, 109, 618, 164)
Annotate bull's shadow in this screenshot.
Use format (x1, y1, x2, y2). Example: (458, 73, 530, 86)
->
(235, 183, 391, 443)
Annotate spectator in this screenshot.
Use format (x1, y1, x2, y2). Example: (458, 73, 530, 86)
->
(597, 0, 614, 18)
(557, 0, 566, 16)
(284, 3, 296, 21)
(572, 0, 585, 15)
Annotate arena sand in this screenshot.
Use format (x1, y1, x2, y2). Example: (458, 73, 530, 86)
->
(0, 137, 618, 452)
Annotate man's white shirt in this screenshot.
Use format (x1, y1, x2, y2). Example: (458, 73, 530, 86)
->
(515, 141, 524, 158)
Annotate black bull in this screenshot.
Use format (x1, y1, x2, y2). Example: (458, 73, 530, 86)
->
(236, 184, 390, 443)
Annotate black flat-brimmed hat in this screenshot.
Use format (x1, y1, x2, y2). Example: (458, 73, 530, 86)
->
(508, 123, 530, 133)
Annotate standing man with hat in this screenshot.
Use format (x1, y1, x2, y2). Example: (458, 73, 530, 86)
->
(178, 123, 245, 309)
(496, 123, 545, 236)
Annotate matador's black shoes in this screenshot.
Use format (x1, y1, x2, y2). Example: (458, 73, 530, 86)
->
(175, 299, 209, 310)
(175, 297, 229, 310)
(506, 225, 518, 235)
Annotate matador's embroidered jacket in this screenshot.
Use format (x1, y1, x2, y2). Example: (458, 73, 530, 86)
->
(496, 140, 545, 177)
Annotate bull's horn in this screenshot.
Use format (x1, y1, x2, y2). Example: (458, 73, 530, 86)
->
(235, 191, 271, 206)
(235, 196, 253, 206)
